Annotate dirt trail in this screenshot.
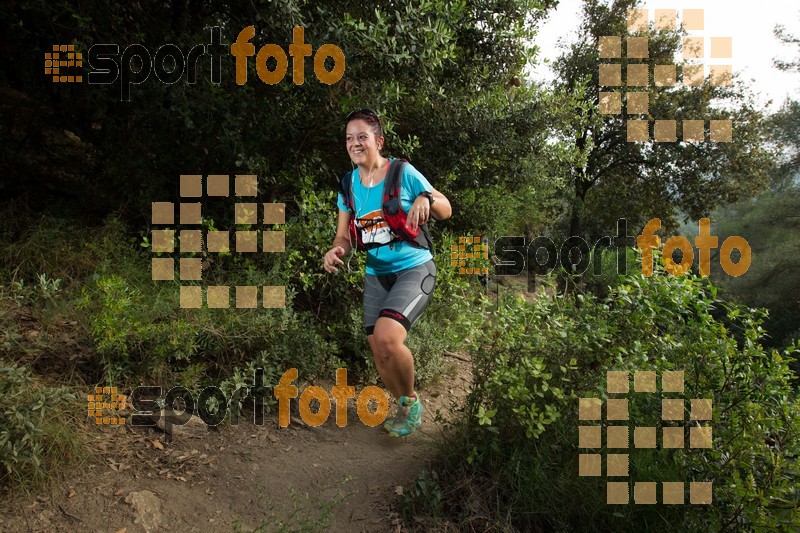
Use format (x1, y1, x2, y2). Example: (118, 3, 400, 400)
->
(0, 358, 471, 533)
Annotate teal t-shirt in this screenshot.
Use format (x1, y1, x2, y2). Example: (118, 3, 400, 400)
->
(337, 159, 434, 276)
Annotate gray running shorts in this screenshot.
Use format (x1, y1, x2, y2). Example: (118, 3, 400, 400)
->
(363, 259, 437, 335)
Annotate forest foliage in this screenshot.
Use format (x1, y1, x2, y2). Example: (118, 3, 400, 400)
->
(0, 0, 798, 528)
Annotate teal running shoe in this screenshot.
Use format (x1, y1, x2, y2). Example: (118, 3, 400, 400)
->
(387, 394, 423, 437)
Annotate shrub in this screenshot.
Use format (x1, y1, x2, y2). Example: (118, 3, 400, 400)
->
(0, 211, 137, 291)
(0, 362, 82, 489)
(583, 245, 641, 298)
(410, 253, 800, 531)
(407, 233, 488, 386)
(285, 176, 365, 321)
(77, 269, 339, 385)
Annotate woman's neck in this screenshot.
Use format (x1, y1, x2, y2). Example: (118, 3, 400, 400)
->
(357, 155, 388, 176)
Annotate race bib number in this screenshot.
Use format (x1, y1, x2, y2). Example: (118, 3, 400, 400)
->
(357, 210, 393, 245)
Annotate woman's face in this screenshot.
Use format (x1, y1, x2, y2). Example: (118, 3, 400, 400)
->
(346, 119, 382, 166)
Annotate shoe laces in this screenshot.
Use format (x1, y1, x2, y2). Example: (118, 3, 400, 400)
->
(399, 395, 417, 409)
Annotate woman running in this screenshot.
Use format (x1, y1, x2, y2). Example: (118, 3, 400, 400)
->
(323, 109, 452, 437)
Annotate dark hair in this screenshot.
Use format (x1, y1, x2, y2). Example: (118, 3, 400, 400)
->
(345, 108, 383, 139)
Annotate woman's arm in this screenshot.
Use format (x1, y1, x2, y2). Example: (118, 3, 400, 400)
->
(324, 210, 353, 273)
(332, 210, 353, 254)
(408, 187, 451, 229)
(429, 187, 452, 221)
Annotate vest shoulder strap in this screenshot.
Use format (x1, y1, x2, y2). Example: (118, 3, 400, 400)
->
(382, 159, 407, 199)
(381, 158, 434, 252)
(339, 170, 354, 213)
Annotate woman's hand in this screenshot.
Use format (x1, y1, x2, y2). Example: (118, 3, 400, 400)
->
(406, 195, 431, 230)
(324, 245, 346, 273)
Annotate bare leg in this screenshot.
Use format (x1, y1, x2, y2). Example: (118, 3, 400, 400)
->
(370, 317, 415, 399)
(368, 334, 399, 398)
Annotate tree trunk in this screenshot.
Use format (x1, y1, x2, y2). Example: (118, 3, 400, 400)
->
(559, 174, 591, 296)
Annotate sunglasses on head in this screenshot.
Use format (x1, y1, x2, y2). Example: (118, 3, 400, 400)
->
(345, 108, 380, 123)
